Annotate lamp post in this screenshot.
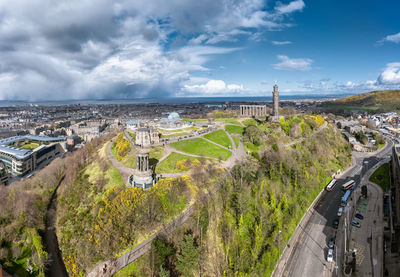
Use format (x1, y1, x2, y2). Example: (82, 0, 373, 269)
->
(278, 230, 282, 253)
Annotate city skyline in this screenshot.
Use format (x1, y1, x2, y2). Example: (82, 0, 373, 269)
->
(0, 0, 399, 100)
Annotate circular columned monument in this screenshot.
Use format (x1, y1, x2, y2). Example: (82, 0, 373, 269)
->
(128, 127, 157, 189)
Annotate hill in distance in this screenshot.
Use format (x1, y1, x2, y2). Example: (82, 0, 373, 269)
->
(326, 89, 400, 112)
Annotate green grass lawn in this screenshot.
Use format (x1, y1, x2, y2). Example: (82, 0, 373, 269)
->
(216, 118, 241, 125)
(231, 134, 241, 148)
(161, 132, 189, 138)
(370, 163, 391, 191)
(170, 138, 232, 160)
(182, 118, 208, 122)
(121, 151, 136, 168)
(203, 129, 232, 149)
(20, 143, 40, 150)
(127, 131, 135, 142)
(150, 146, 165, 161)
(155, 152, 210, 173)
(225, 124, 244, 134)
(242, 118, 258, 126)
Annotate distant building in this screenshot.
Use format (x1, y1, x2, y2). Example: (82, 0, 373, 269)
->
(0, 135, 65, 176)
(135, 124, 160, 147)
(126, 120, 139, 130)
(336, 120, 359, 129)
(239, 105, 267, 118)
(158, 112, 188, 130)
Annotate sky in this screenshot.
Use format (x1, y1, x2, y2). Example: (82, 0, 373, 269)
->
(0, 0, 400, 100)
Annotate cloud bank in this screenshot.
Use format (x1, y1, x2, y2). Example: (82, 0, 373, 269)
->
(0, 0, 305, 100)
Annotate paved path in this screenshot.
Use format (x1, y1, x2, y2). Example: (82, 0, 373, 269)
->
(123, 129, 135, 147)
(223, 129, 236, 151)
(347, 157, 388, 277)
(106, 141, 134, 185)
(201, 136, 233, 152)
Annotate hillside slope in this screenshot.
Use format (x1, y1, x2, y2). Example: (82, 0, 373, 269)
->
(332, 89, 400, 111)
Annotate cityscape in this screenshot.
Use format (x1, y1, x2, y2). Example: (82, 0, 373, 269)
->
(0, 1, 400, 277)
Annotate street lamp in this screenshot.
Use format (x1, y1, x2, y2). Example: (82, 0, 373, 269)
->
(278, 230, 282, 253)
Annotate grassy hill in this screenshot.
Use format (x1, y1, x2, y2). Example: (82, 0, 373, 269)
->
(328, 90, 400, 111)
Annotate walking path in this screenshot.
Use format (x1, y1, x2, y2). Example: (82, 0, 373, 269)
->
(106, 140, 134, 185)
(95, 120, 328, 276)
(123, 129, 135, 146)
(201, 136, 233, 151)
(224, 129, 237, 151)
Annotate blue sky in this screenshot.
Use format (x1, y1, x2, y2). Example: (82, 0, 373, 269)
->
(0, 0, 399, 100)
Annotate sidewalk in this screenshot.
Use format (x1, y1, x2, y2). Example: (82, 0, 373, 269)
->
(347, 158, 387, 277)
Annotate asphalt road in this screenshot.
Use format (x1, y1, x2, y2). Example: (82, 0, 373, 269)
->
(279, 139, 393, 277)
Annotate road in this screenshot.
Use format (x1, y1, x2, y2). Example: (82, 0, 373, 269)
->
(274, 138, 393, 277)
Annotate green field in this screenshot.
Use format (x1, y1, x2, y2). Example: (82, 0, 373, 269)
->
(370, 163, 391, 191)
(225, 124, 244, 134)
(127, 131, 135, 142)
(170, 138, 232, 160)
(242, 118, 258, 126)
(231, 134, 241, 148)
(150, 146, 165, 162)
(20, 143, 41, 150)
(216, 118, 241, 125)
(155, 152, 209, 173)
(161, 132, 189, 138)
(203, 129, 232, 149)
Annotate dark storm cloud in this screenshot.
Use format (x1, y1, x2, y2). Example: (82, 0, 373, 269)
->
(0, 0, 304, 100)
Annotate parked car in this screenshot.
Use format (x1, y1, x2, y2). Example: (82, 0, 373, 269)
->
(327, 248, 334, 262)
(355, 213, 364, 220)
(328, 237, 335, 248)
(337, 207, 343, 217)
(333, 218, 339, 229)
(351, 220, 361, 228)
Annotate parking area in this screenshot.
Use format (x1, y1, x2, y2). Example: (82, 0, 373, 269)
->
(347, 182, 383, 276)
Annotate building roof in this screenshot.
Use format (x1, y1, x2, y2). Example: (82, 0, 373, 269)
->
(0, 135, 64, 159)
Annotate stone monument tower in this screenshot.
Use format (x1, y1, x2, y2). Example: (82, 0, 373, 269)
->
(273, 84, 279, 117)
(128, 127, 157, 189)
(270, 84, 281, 122)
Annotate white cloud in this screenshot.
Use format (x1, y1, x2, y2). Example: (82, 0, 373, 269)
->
(183, 79, 245, 95)
(275, 0, 305, 15)
(377, 32, 400, 45)
(0, 0, 307, 100)
(271, 40, 292, 45)
(273, 55, 313, 71)
(377, 62, 400, 84)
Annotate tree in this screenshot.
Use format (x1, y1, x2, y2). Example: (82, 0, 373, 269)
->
(176, 234, 200, 277)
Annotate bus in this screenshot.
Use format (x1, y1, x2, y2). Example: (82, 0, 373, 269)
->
(341, 190, 351, 206)
(342, 180, 355, 190)
(325, 179, 337, 191)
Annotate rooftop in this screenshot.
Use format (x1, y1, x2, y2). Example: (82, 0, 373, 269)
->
(0, 135, 64, 159)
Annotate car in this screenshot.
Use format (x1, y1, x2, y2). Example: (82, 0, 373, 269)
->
(333, 219, 339, 229)
(327, 248, 334, 262)
(337, 207, 343, 217)
(351, 219, 361, 228)
(328, 237, 335, 248)
(355, 213, 364, 220)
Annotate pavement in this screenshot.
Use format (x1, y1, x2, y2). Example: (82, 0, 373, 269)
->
(272, 137, 393, 277)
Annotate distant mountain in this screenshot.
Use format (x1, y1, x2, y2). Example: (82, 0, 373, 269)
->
(329, 90, 400, 112)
